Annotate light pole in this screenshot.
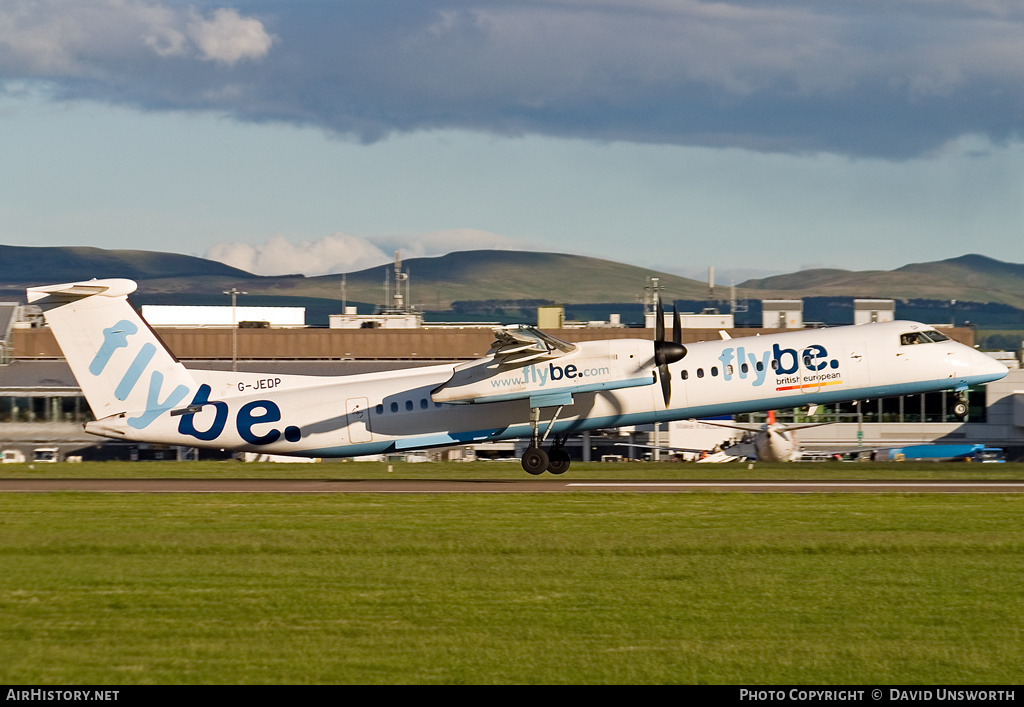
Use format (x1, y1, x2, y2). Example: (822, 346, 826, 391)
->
(224, 287, 247, 372)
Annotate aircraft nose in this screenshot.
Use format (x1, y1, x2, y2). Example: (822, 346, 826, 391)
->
(969, 349, 1009, 382)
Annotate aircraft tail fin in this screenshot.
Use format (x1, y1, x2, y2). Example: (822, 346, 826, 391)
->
(27, 279, 195, 426)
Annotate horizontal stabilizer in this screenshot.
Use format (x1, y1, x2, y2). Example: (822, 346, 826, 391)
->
(27, 278, 138, 303)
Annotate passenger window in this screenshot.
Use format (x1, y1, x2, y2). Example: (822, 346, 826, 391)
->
(697, 368, 704, 378)
(741, 363, 749, 374)
(390, 402, 398, 413)
(375, 404, 384, 415)
(420, 399, 429, 409)
(405, 400, 413, 411)
(726, 365, 734, 376)
(756, 361, 764, 372)
(771, 359, 780, 371)
(711, 367, 719, 377)
(682, 370, 689, 380)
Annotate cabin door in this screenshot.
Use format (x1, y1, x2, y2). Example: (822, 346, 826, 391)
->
(345, 397, 373, 444)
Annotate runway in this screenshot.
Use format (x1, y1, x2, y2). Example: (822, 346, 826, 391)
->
(2, 478, 1024, 493)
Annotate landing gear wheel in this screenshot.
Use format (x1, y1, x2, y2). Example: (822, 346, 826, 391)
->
(953, 401, 969, 420)
(521, 447, 550, 475)
(547, 448, 571, 475)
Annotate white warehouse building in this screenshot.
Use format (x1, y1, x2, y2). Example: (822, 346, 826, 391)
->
(854, 299, 896, 325)
(141, 305, 305, 328)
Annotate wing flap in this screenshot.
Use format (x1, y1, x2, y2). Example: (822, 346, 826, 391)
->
(489, 327, 576, 365)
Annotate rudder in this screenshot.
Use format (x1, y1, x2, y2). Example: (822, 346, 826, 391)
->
(27, 279, 196, 427)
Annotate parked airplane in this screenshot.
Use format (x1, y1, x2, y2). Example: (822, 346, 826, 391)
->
(27, 279, 1008, 474)
(694, 410, 835, 462)
(615, 411, 831, 462)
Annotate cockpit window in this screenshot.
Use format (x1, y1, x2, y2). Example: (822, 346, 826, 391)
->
(900, 329, 950, 345)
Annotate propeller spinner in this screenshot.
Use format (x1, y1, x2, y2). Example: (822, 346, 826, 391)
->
(654, 300, 686, 406)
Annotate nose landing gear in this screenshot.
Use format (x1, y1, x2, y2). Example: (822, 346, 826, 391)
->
(953, 390, 969, 420)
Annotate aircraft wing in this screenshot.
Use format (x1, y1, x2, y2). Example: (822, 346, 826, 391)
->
(432, 331, 653, 406)
(614, 442, 723, 455)
(691, 418, 834, 433)
(689, 419, 763, 433)
(614, 442, 753, 463)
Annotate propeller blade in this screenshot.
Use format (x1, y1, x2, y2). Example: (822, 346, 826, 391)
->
(655, 298, 665, 343)
(652, 299, 686, 407)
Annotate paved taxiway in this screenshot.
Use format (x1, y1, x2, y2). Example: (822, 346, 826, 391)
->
(2, 479, 1024, 493)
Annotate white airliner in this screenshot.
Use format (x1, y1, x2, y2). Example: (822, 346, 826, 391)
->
(694, 410, 835, 462)
(27, 279, 1008, 474)
(617, 411, 831, 462)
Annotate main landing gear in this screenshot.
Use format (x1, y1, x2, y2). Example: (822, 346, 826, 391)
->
(521, 405, 572, 475)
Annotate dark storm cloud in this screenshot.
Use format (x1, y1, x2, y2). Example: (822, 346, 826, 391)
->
(2, 0, 1022, 158)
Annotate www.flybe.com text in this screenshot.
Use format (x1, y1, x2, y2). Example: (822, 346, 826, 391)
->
(491, 362, 612, 388)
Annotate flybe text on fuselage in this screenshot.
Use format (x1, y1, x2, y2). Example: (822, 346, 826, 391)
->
(431, 340, 652, 404)
(83, 319, 304, 447)
(713, 342, 843, 392)
(492, 361, 613, 388)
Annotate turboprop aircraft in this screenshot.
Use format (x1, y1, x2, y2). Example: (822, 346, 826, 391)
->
(613, 410, 831, 462)
(693, 410, 834, 462)
(27, 279, 1008, 475)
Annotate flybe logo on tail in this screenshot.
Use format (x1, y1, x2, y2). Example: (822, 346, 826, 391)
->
(90, 320, 189, 429)
(90, 321, 304, 445)
(717, 343, 843, 390)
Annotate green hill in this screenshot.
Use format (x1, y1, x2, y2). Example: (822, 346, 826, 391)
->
(4, 246, 1024, 322)
(305, 250, 711, 307)
(738, 254, 1024, 310)
(67, 249, 711, 309)
(0, 245, 255, 283)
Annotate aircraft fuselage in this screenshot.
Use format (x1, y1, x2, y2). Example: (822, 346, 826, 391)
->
(84, 321, 1005, 458)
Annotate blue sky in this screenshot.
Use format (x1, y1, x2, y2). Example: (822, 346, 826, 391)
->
(1, 1, 1022, 281)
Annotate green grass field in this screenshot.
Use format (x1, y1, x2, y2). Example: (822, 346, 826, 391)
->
(1, 462, 1022, 684)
